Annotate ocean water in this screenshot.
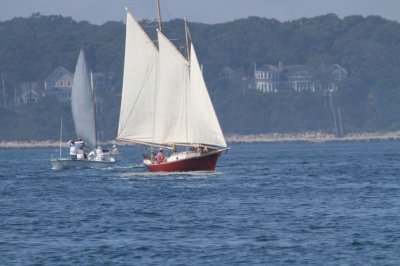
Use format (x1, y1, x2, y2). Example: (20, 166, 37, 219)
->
(1, 141, 400, 265)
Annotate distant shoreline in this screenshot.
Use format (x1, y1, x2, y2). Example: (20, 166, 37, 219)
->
(225, 131, 400, 143)
(1, 131, 400, 148)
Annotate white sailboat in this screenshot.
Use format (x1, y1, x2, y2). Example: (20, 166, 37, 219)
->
(117, 3, 227, 172)
(50, 49, 116, 170)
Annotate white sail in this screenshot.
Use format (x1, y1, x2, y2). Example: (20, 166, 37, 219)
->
(117, 10, 160, 145)
(71, 49, 97, 147)
(156, 31, 226, 148)
(118, 8, 226, 150)
(154, 30, 190, 145)
(187, 44, 227, 148)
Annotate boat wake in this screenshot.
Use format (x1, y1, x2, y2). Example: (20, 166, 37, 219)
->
(119, 170, 222, 179)
(108, 164, 144, 170)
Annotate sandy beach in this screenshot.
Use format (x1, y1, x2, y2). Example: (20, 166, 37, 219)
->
(1, 131, 400, 148)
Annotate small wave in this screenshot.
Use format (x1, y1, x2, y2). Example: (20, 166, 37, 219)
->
(119, 170, 221, 179)
(351, 240, 362, 246)
(112, 164, 144, 169)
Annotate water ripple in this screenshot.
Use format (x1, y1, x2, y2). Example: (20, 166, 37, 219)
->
(1, 143, 400, 264)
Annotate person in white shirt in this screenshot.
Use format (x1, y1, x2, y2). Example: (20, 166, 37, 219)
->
(75, 139, 87, 159)
(67, 140, 77, 160)
(95, 146, 103, 161)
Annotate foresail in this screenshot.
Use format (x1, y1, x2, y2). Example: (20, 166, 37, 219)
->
(117, 10, 160, 144)
(71, 49, 97, 147)
(188, 44, 227, 148)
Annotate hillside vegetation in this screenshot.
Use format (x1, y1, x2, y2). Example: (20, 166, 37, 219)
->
(1, 13, 400, 140)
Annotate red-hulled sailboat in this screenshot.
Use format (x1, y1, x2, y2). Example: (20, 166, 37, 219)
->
(117, 1, 228, 172)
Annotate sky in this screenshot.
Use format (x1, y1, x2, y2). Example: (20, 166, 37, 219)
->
(1, 0, 400, 24)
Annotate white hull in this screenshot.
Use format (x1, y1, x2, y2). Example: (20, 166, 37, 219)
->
(50, 157, 115, 170)
(100, 151, 118, 161)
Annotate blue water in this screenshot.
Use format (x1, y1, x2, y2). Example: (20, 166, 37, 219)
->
(1, 141, 400, 265)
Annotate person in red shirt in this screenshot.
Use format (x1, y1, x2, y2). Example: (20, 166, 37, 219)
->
(157, 148, 165, 164)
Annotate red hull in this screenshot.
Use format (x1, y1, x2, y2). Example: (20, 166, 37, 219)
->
(145, 151, 222, 172)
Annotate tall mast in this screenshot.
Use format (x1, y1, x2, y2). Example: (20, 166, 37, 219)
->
(90, 70, 97, 147)
(1, 73, 6, 107)
(184, 18, 190, 61)
(157, 0, 163, 32)
(155, 0, 162, 152)
(184, 18, 190, 144)
(59, 116, 63, 158)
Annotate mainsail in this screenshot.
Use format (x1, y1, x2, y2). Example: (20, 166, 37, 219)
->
(117, 10, 160, 145)
(71, 49, 97, 148)
(117, 9, 227, 149)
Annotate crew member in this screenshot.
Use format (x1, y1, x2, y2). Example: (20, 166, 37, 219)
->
(157, 148, 165, 164)
(68, 140, 77, 160)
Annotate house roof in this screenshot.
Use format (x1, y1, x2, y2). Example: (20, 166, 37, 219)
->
(281, 65, 312, 80)
(257, 64, 280, 72)
(324, 64, 348, 75)
(45, 66, 73, 84)
(22, 89, 39, 98)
